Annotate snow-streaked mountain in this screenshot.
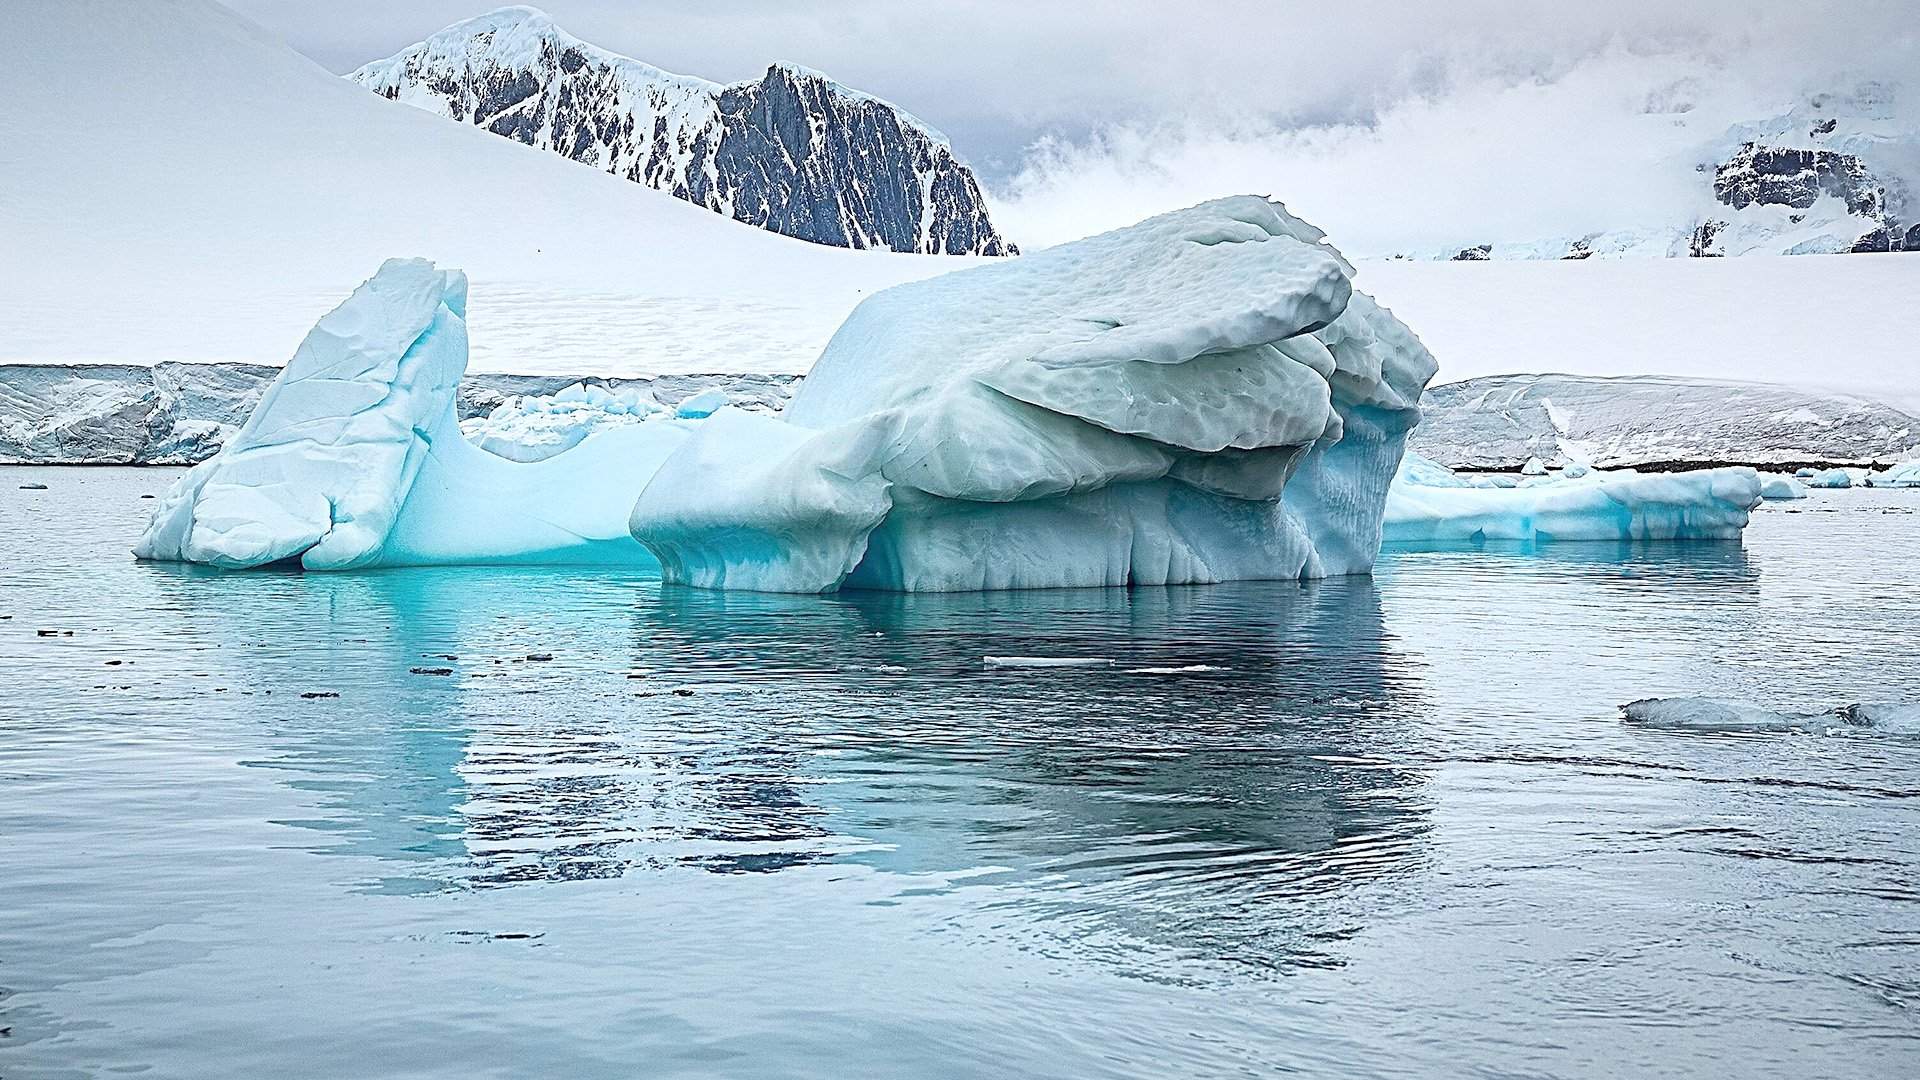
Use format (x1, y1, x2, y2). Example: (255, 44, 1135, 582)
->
(1412, 374, 1920, 469)
(349, 7, 1014, 256)
(0, 0, 965, 377)
(1396, 84, 1919, 260)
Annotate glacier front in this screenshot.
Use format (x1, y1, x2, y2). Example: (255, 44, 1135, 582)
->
(138, 199, 1442, 590)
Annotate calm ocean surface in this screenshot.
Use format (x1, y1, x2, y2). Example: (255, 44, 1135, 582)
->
(3, 466, 1917, 1078)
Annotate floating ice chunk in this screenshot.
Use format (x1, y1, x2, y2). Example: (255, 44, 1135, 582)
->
(1869, 460, 1920, 488)
(674, 389, 729, 419)
(1123, 664, 1229, 674)
(1562, 460, 1591, 479)
(1804, 468, 1853, 489)
(983, 656, 1115, 668)
(136, 258, 470, 569)
(461, 385, 671, 463)
(1793, 467, 1818, 478)
(1521, 456, 1548, 476)
(1843, 702, 1920, 733)
(1758, 475, 1809, 500)
(636, 197, 1437, 591)
(1386, 453, 1761, 543)
(138, 260, 672, 568)
(1621, 697, 1855, 735)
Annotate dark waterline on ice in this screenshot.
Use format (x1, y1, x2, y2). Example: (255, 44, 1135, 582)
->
(3, 468, 1918, 1078)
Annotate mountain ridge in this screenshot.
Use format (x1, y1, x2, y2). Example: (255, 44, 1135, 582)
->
(350, 6, 1016, 255)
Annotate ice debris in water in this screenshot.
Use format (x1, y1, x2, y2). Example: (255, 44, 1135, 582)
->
(983, 656, 1115, 668)
(461, 382, 670, 463)
(1384, 453, 1762, 544)
(673, 389, 729, 419)
(1804, 468, 1854, 489)
(1758, 475, 1809, 500)
(1623, 697, 1920, 735)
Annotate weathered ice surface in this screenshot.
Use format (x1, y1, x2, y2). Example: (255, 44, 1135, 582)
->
(631, 196, 1439, 591)
(136, 259, 690, 569)
(350, 7, 1015, 256)
(1411, 374, 1920, 470)
(136, 199, 1442, 591)
(0, 363, 792, 465)
(1385, 452, 1763, 544)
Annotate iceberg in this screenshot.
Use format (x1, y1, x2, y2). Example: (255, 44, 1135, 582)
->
(1758, 474, 1808, 500)
(136, 259, 682, 568)
(1384, 453, 1762, 544)
(139, 198, 1441, 591)
(1804, 468, 1854, 489)
(1869, 460, 1920, 488)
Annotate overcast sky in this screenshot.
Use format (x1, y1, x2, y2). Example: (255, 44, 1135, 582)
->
(227, 0, 1918, 250)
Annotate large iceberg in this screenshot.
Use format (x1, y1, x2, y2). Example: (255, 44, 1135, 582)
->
(138, 199, 1442, 590)
(1384, 453, 1763, 544)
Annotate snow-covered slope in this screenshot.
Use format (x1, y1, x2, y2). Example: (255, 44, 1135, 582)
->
(1411, 374, 1920, 470)
(0, 0, 960, 375)
(1356, 255, 1920, 410)
(1393, 84, 1920, 260)
(349, 7, 1013, 256)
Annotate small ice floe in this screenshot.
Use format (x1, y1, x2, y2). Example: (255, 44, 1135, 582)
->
(983, 656, 1114, 669)
(1758, 475, 1808, 500)
(1623, 697, 1920, 736)
(674, 389, 729, 419)
(1521, 456, 1548, 476)
(1804, 468, 1854, 489)
(1842, 702, 1920, 734)
(1622, 697, 1853, 734)
(1122, 664, 1229, 674)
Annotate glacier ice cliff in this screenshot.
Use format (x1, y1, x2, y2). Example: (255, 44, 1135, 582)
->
(138, 199, 1442, 588)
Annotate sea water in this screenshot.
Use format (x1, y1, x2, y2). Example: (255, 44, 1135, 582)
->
(3, 467, 1916, 1078)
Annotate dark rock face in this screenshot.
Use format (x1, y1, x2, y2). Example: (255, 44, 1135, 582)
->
(1688, 219, 1726, 257)
(351, 15, 1015, 256)
(1450, 244, 1492, 261)
(1712, 142, 1886, 218)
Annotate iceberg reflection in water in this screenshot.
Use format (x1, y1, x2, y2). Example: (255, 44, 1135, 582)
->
(5, 470, 1919, 1079)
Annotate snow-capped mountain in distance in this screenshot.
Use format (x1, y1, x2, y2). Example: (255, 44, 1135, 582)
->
(1412, 374, 1920, 469)
(1398, 83, 1919, 260)
(350, 6, 1016, 256)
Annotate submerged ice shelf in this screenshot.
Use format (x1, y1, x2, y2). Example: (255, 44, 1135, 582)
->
(135, 198, 1768, 591)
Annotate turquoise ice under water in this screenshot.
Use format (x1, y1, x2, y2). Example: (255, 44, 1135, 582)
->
(3, 467, 1918, 1078)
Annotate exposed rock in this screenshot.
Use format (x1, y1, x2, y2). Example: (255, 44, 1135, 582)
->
(350, 7, 1014, 256)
